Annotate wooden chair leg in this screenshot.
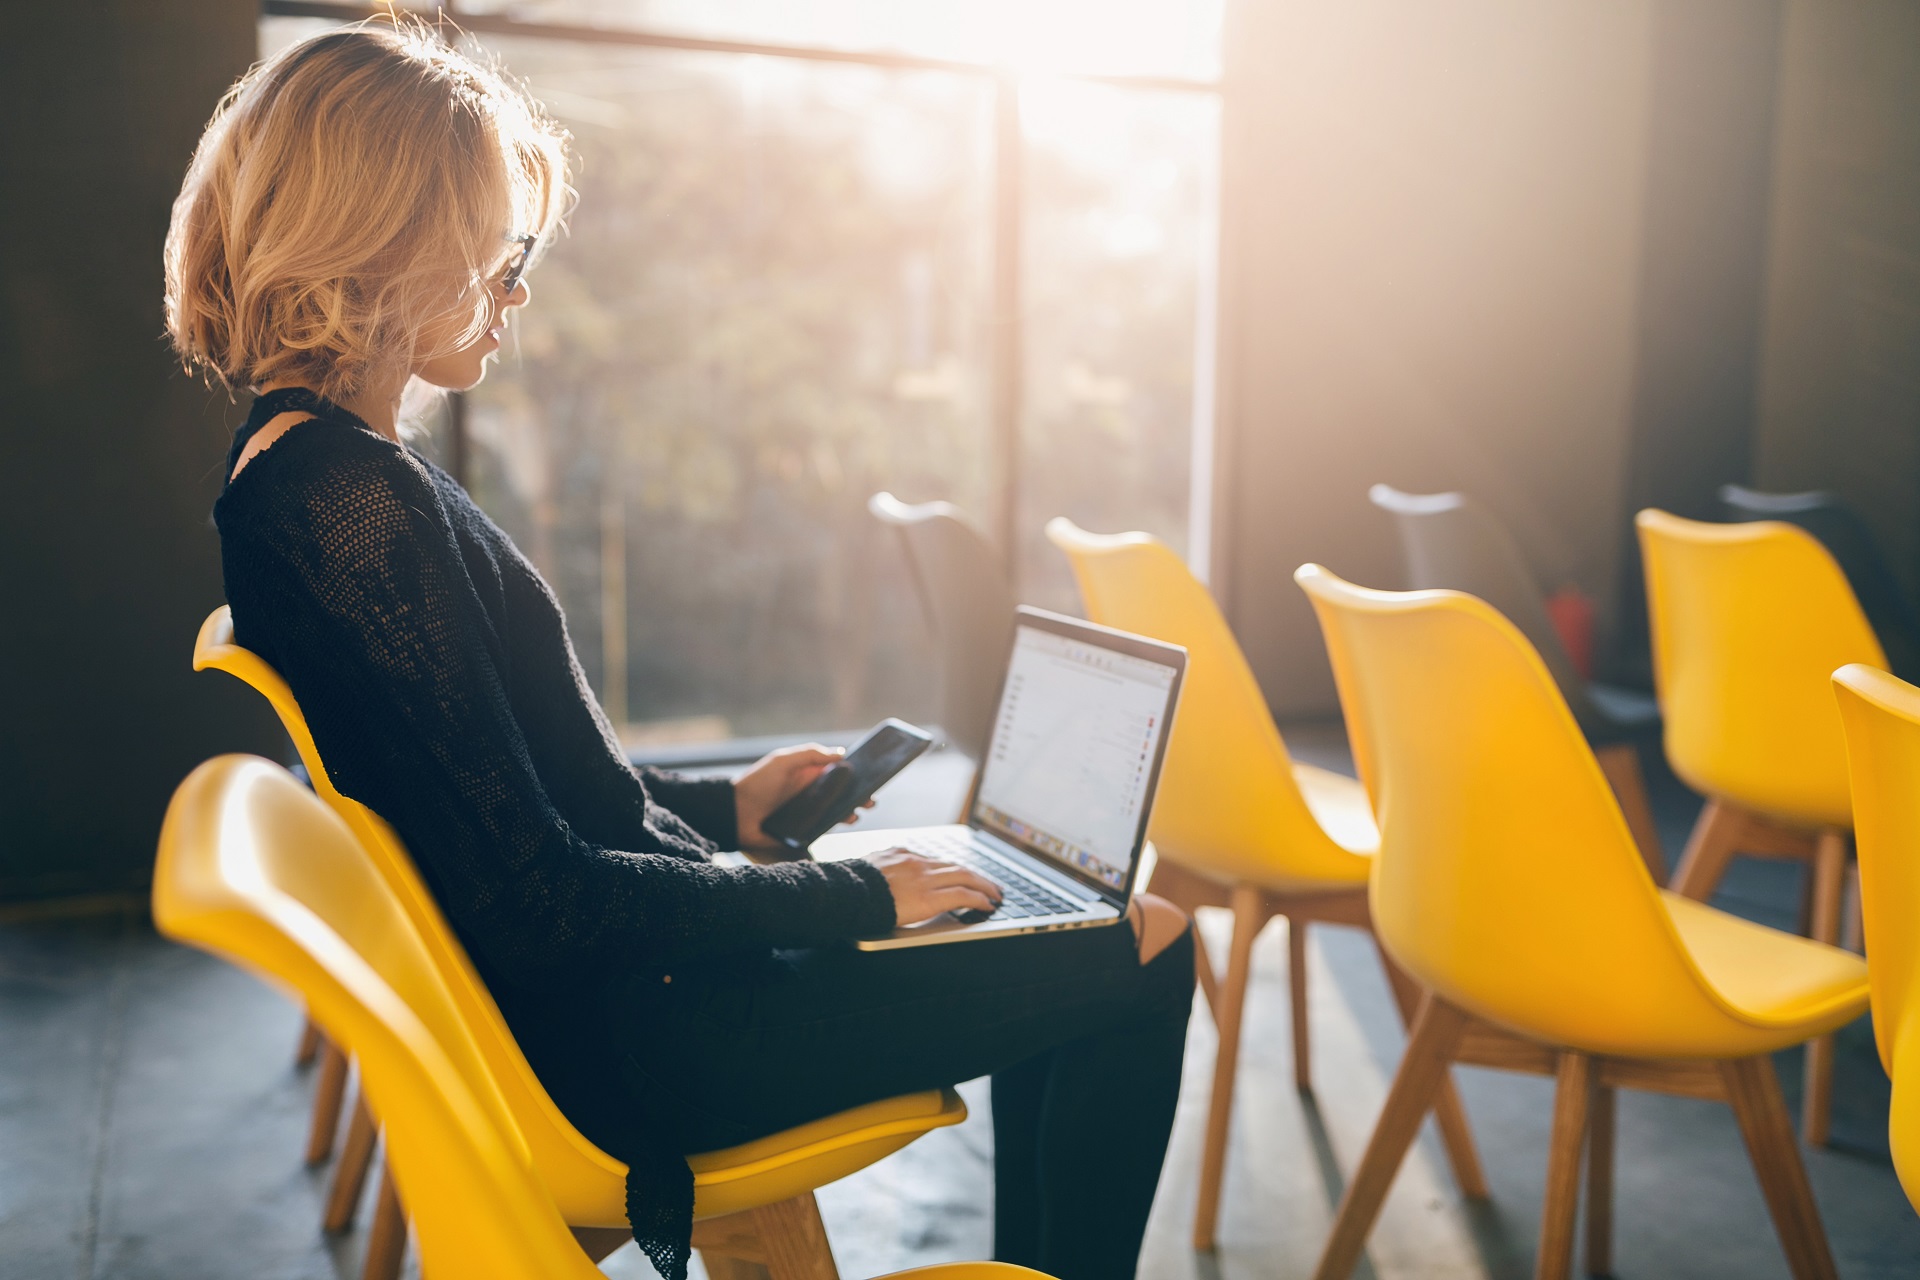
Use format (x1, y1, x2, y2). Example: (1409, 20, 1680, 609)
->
(1376, 948, 1490, 1199)
(1670, 799, 1745, 901)
(693, 1209, 772, 1278)
(1841, 862, 1864, 954)
(362, 1163, 407, 1280)
(1193, 883, 1267, 1251)
(1193, 924, 1222, 1024)
(305, 1039, 350, 1166)
(1428, 1079, 1490, 1201)
(1584, 1085, 1616, 1278)
(1594, 744, 1666, 885)
(295, 1014, 323, 1068)
(324, 1085, 378, 1232)
(1311, 996, 1471, 1280)
(751, 1193, 840, 1280)
(1796, 872, 1817, 940)
(1536, 1052, 1593, 1280)
(1148, 859, 1230, 1022)
(1720, 1055, 1840, 1280)
(1807, 828, 1847, 946)
(1289, 915, 1313, 1093)
(1801, 830, 1848, 1146)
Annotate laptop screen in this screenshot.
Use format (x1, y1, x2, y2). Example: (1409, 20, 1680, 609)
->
(971, 617, 1182, 895)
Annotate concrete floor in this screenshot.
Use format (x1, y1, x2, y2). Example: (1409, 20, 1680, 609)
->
(4, 735, 1918, 1279)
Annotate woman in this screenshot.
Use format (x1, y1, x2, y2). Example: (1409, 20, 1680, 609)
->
(166, 22, 1193, 1280)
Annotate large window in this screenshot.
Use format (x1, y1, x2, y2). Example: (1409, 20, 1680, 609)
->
(262, 3, 1219, 750)
(1017, 79, 1216, 615)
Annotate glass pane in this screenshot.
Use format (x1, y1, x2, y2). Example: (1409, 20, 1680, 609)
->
(457, 0, 1224, 81)
(259, 14, 341, 57)
(464, 39, 994, 747)
(1017, 80, 1218, 614)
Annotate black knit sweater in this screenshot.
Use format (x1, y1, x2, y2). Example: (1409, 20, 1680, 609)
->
(213, 388, 897, 1278)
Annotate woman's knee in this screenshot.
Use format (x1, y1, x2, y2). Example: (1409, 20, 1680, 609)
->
(1131, 893, 1190, 966)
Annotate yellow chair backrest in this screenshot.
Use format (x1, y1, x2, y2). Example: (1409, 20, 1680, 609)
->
(1294, 564, 1785, 1056)
(1831, 663, 1920, 1209)
(192, 608, 628, 1221)
(1637, 510, 1885, 829)
(1045, 520, 1370, 887)
(154, 756, 591, 1280)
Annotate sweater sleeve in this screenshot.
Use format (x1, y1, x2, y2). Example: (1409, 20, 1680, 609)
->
(223, 428, 894, 993)
(636, 768, 739, 850)
(461, 505, 743, 855)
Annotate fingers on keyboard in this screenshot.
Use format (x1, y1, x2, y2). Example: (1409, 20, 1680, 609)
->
(917, 842, 1073, 919)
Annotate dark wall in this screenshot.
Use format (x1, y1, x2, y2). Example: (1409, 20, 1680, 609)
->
(1212, 0, 1786, 712)
(1611, 0, 1783, 683)
(1214, 1, 1662, 716)
(0, 1, 280, 900)
(1753, 1, 1920, 601)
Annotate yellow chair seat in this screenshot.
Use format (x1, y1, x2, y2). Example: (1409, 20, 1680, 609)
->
(1293, 763, 1379, 860)
(1189, 763, 1375, 897)
(690, 1088, 966, 1220)
(1167, 765, 1376, 899)
(1153, 763, 1375, 898)
(1663, 893, 1870, 1045)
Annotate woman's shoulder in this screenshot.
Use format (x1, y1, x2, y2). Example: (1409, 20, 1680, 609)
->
(215, 413, 453, 559)
(222, 409, 429, 504)
(227, 408, 317, 481)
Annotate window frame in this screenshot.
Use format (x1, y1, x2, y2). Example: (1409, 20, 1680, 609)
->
(262, 0, 1224, 758)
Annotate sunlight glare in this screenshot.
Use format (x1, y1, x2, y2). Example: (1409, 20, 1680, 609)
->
(624, 0, 1222, 79)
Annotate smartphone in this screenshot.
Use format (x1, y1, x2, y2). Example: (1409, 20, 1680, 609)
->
(760, 718, 935, 852)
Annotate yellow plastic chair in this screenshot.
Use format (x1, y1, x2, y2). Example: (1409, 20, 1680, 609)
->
(1042, 520, 1487, 1250)
(191, 609, 964, 1278)
(1295, 564, 1869, 1280)
(192, 617, 376, 1254)
(1638, 509, 1885, 1145)
(1831, 663, 1920, 1213)
(155, 755, 1037, 1280)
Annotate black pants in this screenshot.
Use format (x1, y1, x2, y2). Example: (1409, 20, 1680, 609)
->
(606, 919, 1195, 1280)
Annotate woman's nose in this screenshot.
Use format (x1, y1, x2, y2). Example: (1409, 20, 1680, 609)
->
(504, 277, 532, 309)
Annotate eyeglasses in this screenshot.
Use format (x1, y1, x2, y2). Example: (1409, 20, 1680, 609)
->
(495, 233, 537, 296)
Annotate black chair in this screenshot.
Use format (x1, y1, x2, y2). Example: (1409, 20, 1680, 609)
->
(1370, 484, 1668, 881)
(867, 492, 1015, 770)
(1720, 484, 1920, 683)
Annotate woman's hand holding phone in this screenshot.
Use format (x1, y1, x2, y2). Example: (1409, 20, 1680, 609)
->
(735, 729, 986, 922)
(734, 744, 869, 856)
(864, 849, 1002, 926)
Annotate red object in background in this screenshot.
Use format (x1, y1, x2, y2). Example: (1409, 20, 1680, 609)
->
(1545, 585, 1596, 679)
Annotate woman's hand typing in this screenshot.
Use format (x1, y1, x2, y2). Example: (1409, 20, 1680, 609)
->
(865, 849, 1002, 926)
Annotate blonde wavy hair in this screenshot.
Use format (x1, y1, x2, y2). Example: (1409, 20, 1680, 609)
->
(165, 19, 571, 404)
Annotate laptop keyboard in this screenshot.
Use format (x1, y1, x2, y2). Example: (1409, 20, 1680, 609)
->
(903, 830, 1080, 920)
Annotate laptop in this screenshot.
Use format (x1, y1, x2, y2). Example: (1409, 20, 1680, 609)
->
(814, 606, 1185, 950)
